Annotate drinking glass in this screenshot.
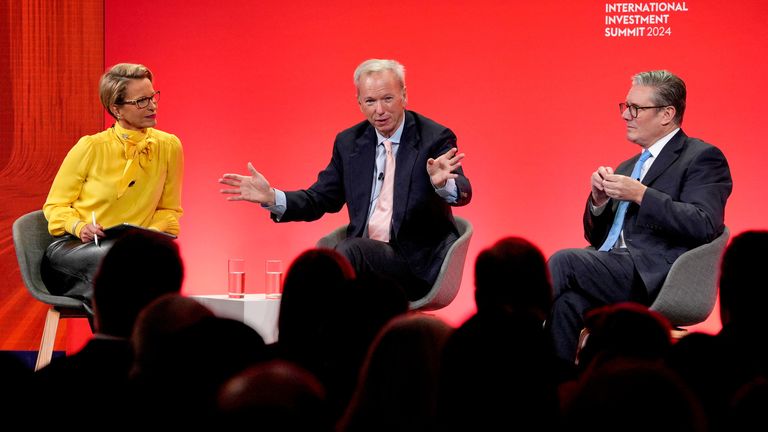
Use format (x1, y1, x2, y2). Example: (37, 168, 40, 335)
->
(228, 258, 246, 299)
(265, 259, 283, 299)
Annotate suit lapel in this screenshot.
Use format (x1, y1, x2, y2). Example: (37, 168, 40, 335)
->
(642, 129, 686, 186)
(392, 111, 419, 233)
(349, 127, 378, 230)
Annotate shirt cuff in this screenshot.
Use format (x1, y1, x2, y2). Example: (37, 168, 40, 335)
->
(72, 220, 85, 237)
(590, 200, 608, 216)
(263, 188, 287, 220)
(434, 178, 458, 204)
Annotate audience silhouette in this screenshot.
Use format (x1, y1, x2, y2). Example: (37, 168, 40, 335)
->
(474, 236, 552, 319)
(575, 301, 672, 372)
(562, 359, 707, 432)
(437, 236, 560, 431)
(131, 311, 269, 427)
(560, 301, 677, 421)
(32, 230, 184, 427)
(217, 359, 332, 431)
(338, 314, 453, 432)
(667, 230, 768, 431)
(0, 352, 33, 423)
(274, 248, 356, 366)
(9, 230, 768, 431)
(130, 293, 216, 379)
(274, 248, 408, 421)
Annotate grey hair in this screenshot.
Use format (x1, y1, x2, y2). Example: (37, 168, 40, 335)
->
(100, 63, 153, 120)
(353, 59, 406, 96)
(632, 70, 686, 125)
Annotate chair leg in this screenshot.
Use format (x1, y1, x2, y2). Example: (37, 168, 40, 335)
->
(671, 328, 689, 340)
(574, 328, 590, 367)
(35, 307, 61, 371)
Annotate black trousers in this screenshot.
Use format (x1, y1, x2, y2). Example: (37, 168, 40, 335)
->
(333, 237, 431, 302)
(547, 247, 649, 364)
(41, 235, 114, 320)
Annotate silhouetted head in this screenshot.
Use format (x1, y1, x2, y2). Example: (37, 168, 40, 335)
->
(278, 248, 355, 341)
(564, 359, 706, 432)
(577, 302, 672, 370)
(217, 360, 331, 431)
(131, 293, 215, 376)
(93, 231, 184, 338)
(719, 230, 768, 328)
(474, 236, 552, 319)
(338, 314, 453, 432)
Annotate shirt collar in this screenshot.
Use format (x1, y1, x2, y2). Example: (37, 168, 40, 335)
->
(113, 122, 149, 144)
(646, 127, 680, 159)
(375, 113, 405, 145)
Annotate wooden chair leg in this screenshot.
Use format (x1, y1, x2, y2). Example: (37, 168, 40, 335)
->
(574, 327, 590, 366)
(35, 307, 61, 371)
(671, 327, 689, 340)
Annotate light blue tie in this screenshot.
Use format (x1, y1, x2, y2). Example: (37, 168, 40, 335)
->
(598, 150, 652, 251)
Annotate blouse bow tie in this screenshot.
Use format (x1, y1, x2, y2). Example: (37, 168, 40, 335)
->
(118, 136, 155, 198)
(124, 137, 154, 167)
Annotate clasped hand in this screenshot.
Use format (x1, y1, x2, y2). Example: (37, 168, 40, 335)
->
(591, 166, 647, 206)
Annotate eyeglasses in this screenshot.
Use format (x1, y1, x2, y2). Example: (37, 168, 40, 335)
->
(119, 91, 160, 109)
(619, 102, 668, 119)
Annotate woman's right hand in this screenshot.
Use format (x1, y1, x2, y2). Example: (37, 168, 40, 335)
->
(80, 223, 105, 244)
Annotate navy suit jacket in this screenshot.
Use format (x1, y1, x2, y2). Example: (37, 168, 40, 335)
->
(583, 129, 732, 298)
(276, 110, 472, 283)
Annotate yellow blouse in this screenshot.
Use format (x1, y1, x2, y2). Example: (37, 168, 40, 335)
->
(43, 123, 184, 237)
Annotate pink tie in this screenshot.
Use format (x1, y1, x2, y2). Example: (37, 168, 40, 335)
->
(368, 140, 395, 242)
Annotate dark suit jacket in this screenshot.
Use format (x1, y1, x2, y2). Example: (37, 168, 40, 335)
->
(583, 129, 732, 298)
(276, 110, 472, 284)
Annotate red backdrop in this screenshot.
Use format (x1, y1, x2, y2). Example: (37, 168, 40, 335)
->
(3, 0, 767, 350)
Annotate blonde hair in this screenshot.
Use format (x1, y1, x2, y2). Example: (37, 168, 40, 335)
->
(99, 63, 153, 120)
(353, 59, 406, 98)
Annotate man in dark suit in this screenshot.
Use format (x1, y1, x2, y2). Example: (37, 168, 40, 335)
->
(219, 59, 471, 299)
(547, 70, 732, 365)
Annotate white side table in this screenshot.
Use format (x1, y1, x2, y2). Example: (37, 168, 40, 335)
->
(191, 294, 280, 344)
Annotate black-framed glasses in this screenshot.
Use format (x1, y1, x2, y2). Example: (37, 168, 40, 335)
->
(619, 102, 668, 119)
(119, 91, 160, 109)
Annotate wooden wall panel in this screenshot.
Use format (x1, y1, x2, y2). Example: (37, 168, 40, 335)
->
(0, 0, 103, 350)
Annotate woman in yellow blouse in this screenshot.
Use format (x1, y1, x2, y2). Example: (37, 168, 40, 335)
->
(42, 63, 183, 317)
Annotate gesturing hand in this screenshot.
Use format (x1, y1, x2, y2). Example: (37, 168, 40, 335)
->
(427, 147, 464, 188)
(219, 162, 276, 206)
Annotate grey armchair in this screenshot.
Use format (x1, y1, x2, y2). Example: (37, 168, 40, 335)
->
(316, 216, 473, 311)
(575, 227, 731, 361)
(650, 226, 731, 329)
(12, 210, 90, 370)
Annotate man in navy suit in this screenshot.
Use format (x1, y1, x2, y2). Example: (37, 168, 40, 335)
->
(219, 59, 471, 300)
(547, 70, 732, 365)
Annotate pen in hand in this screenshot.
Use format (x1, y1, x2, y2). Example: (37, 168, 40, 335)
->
(92, 211, 100, 247)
